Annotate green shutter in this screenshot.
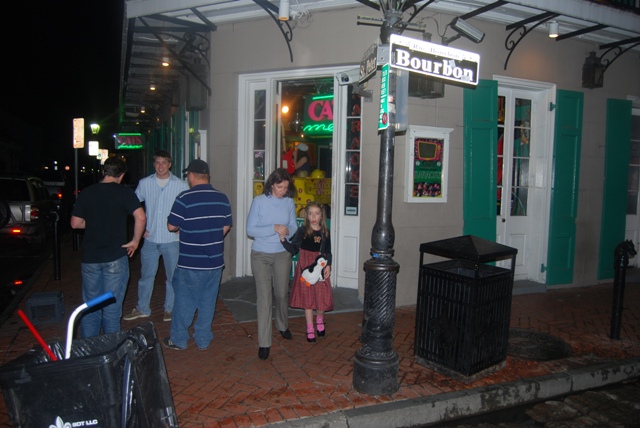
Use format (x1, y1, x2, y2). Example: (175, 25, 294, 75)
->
(546, 90, 584, 285)
(463, 80, 498, 240)
(598, 99, 632, 279)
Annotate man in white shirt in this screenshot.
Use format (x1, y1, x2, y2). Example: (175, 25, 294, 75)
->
(123, 150, 188, 322)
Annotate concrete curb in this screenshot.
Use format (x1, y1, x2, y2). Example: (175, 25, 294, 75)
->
(269, 358, 640, 428)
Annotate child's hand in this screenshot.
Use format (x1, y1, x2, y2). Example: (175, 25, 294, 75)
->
(323, 265, 331, 279)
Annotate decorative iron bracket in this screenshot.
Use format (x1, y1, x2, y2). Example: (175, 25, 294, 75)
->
(598, 37, 640, 75)
(503, 12, 559, 70)
(252, 0, 294, 62)
(139, 17, 212, 96)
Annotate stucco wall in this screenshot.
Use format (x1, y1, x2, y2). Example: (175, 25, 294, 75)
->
(205, 4, 640, 303)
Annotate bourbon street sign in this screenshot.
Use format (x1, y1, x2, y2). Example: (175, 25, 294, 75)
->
(389, 34, 480, 87)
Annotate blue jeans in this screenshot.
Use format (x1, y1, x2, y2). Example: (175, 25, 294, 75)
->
(137, 241, 179, 314)
(80, 256, 130, 338)
(170, 267, 222, 349)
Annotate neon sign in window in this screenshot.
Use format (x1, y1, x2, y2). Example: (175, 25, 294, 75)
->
(303, 94, 334, 137)
(116, 133, 144, 150)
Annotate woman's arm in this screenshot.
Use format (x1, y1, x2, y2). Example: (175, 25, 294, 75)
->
(246, 196, 276, 238)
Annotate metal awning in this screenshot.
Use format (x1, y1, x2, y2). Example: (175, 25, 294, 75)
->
(120, 0, 640, 133)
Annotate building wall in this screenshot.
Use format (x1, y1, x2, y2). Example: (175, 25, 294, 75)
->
(205, 5, 640, 303)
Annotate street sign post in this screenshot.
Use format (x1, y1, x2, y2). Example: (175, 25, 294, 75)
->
(389, 34, 480, 86)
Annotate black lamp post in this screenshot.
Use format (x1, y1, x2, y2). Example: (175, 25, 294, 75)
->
(352, 5, 403, 396)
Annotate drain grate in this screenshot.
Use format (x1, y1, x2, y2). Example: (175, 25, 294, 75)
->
(508, 328, 572, 361)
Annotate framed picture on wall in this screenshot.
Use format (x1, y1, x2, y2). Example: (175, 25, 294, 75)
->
(405, 125, 453, 203)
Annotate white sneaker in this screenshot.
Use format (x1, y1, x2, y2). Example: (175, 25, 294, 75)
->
(123, 308, 149, 321)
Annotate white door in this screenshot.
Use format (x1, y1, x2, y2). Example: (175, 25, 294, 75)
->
(625, 107, 640, 267)
(495, 78, 555, 282)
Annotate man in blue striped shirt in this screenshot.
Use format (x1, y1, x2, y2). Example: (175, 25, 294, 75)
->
(123, 150, 188, 323)
(163, 159, 232, 351)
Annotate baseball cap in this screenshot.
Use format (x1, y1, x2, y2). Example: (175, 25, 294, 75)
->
(297, 143, 308, 151)
(182, 159, 209, 175)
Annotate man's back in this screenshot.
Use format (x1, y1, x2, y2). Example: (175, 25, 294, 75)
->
(73, 182, 140, 263)
(168, 183, 232, 270)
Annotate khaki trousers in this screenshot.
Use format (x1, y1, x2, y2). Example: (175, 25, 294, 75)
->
(251, 250, 292, 347)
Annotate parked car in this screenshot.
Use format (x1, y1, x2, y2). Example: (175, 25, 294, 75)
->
(30, 169, 73, 222)
(0, 174, 55, 252)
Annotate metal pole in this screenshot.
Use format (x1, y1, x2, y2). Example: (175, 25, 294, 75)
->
(353, 6, 402, 395)
(73, 148, 80, 251)
(610, 240, 636, 339)
(50, 211, 61, 280)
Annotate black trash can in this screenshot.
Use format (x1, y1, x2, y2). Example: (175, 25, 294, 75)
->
(415, 235, 517, 383)
(0, 321, 177, 427)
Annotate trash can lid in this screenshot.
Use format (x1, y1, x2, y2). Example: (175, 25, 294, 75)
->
(420, 235, 517, 263)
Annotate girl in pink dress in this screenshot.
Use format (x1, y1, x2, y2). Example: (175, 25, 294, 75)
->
(281, 202, 333, 342)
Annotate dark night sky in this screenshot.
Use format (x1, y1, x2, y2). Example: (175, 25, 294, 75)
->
(1, 1, 124, 170)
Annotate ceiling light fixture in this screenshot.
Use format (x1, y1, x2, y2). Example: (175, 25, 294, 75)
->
(162, 56, 170, 67)
(140, 106, 145, 113)
(150, 83, 156, 91)
(548, 21, 559, 38)
(279, 0, 290, 21)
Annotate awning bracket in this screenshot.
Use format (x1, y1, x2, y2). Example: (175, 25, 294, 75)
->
(252, 0, 294, 62)
(503, 12, 559, 70)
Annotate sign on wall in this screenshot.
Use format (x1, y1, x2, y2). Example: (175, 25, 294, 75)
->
(116, 133, 144, 150)
(405, 125, 453, 203)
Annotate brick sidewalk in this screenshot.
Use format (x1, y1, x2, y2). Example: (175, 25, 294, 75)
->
(0, 235, 639, 427)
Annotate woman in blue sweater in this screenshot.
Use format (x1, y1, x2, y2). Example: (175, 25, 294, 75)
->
(246, 168, 298, 360)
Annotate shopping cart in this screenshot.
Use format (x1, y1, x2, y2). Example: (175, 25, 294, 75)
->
(0, 292, 178, 427)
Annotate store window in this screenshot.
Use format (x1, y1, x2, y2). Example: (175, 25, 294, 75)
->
(252, 90, 266, 196)
(345, 86, 361, 216)
(628, 112, 640, 215)
(497, 95, 531, 216)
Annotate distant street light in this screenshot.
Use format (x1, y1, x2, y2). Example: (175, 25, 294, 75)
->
(90, 123, 100, 135)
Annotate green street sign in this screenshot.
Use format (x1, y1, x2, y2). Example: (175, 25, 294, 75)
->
(378, 64, 390, 131)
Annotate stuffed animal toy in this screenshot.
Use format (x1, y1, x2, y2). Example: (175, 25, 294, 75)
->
(300, 256, 327, 287)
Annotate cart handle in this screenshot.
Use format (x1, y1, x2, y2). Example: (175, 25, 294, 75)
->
(17, 310, 58, 361)
(65, 291, 115, 359)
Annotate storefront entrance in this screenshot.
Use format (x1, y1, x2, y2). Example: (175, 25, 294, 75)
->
(236, 67, 362, 289)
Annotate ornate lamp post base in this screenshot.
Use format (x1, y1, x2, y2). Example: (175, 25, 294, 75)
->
(353, 347, 399, 395)
(353, 256, 400, 395)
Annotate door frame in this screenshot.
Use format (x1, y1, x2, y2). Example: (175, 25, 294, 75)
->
(494, 75, 556, 283)
(625, 106, 640, 268)
(235, 66, 358, 287)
